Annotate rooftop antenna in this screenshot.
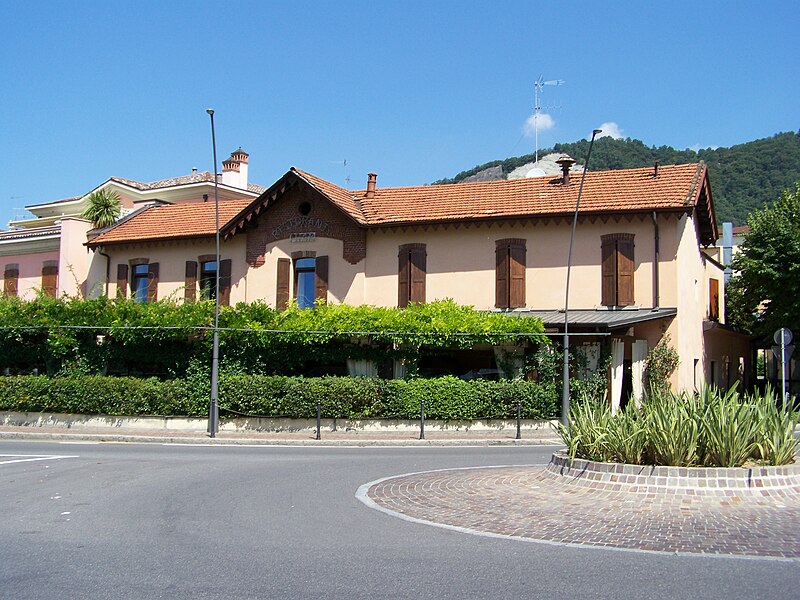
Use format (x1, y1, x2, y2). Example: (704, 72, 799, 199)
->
(330, 159, 351, 187)
(533, 75, 565, 164)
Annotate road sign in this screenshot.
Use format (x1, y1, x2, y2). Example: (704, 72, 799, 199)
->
(774, 327, 793, 345)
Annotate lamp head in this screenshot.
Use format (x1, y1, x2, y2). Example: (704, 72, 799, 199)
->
(592, 129, 602, 136)
(206, 108, 214, 116)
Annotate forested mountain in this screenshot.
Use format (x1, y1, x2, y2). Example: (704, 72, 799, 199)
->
(435, 132, 800, 225)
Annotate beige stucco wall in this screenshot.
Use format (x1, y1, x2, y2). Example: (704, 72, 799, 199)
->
(670, 214, 733, 391)
(100, 239, 246, 302)
(59, 218, 94, 297)
(1, 250, 59, 299)
(95, 236, 365, 307)
(244, 237, 365, 306)
(365, 216, 671, 310)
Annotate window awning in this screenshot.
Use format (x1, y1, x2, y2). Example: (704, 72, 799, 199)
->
(507, 307, 678, 332)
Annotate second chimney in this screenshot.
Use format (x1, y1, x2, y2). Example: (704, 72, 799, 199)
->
(556, 154, 576, 185)
(366, 172, 377, 198)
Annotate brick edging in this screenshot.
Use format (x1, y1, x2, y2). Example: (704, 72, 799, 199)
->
(546, 451, 800, 498)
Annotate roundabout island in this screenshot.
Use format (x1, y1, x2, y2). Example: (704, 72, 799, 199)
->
(358, 452, 800, 559)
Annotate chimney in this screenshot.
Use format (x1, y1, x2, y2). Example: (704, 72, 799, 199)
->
(653, 160, 659, 177)
(221, 147, 250, 189)
(556, 154, 576, 185)
(366, 172, 377, 199)
(192, 167, 197, 174)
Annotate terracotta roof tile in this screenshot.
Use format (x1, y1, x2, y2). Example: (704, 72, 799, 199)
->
(89, 199, 252, 246)
(291, 167, 365, 222)
(353, 163, 704, 225)
(91, 163, 710, 246)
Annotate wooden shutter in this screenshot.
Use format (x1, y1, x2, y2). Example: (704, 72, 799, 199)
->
(617, 238, 635, 306)
(42, 263, 58, 298)
(116, 264, 129, 298)
(601, 237, 616, 306)
(409, 247, 426, 304)
(314, 255, 329, 305)
(276, 258, 290, 310)
(219, 259, 232, 307)
(508, 243, 526, 309)
(398, 249, 410, 308)
(709, 278, 720, 321)
(495, 244, 509, 309)
(4, 265, 19, 297)
(184, 261, 197, 302)
(147, 263, 159, 303)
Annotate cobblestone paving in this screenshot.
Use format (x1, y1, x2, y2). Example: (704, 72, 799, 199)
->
(365, 465, 800, 559)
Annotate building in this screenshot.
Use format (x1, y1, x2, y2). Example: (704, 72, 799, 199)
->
(1, 149, 262, 299)
(85, 159, 751, 399)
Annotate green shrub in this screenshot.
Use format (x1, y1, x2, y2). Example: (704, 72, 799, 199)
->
(0, 374, 559, 421)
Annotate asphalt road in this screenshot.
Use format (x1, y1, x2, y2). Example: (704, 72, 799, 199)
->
(1, 440, 797, 600)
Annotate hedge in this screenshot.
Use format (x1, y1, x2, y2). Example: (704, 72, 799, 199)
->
(0, 375, 558, 421)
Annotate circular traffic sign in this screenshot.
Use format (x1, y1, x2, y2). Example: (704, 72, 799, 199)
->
(774, 327, 793, 345)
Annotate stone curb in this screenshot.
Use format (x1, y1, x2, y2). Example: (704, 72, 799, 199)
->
(0, 430, 563, 447)
(546, 451, 800, 497)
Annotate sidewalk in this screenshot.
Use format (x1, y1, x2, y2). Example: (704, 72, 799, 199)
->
(0, 424, 562, 446)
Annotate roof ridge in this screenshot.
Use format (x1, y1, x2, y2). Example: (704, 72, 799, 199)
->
(685, 161, 705, 205)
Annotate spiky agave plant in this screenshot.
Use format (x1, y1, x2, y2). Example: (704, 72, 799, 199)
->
(750, 386, 799, 466)
(699, 385, 761, 467)
(81, 189, 122, 228)
(643, 388, 701, 466)
(556, 393, 615, 463)
(605, 401, 648, 465)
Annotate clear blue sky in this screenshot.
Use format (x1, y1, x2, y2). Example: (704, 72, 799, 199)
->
(1, 0, 798, 226)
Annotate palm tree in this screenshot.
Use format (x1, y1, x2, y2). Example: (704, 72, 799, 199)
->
(82, 189, 122, 228)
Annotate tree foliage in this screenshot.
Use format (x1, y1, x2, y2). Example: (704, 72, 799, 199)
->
(435, 131, 800, 226)
(81, 188, 122, 228)
(727, 183, 800, 342)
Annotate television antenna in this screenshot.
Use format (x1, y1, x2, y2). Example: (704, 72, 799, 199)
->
(532, 75, 565, 164)
(330, 159, 351, 187)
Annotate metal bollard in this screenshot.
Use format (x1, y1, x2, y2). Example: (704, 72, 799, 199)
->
(316, 400, 321, 441)
(419, 398, 425, 440)
(516, 399, 522, 440)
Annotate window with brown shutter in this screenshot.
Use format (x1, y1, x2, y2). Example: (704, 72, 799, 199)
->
(116, 264, 129, 298)
(219, 259, 232, 307)
(398, 244, 426, 307)
(147, 263, 159, 303)
(185, 261, 198, 302)
(600, 234, 635, 307)
(495, 239, 526, 309)
(709, 278, 720, 321)
(276, 258, 290, 310)
(41, 261, 58, 297)
(4, 264, 19, 297)
(314, 255, 329, 305)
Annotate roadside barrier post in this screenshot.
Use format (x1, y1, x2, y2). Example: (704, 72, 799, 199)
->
(516, 399, 522, 440)
(419, 398, 425, 440)
(316, 400, 321, 441)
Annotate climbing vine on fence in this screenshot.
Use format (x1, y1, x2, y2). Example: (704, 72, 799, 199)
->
(0, 296, 546, 376)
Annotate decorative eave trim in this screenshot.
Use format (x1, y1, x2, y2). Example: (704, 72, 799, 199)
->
(221, 169, 367, 241)
(366, 208, 688, 233)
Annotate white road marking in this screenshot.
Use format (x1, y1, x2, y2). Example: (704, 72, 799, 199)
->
(0, 454, 78, 465)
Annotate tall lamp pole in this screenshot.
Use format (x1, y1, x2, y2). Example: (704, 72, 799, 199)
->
(206, 108, 221, 438)
(562, 129, 602, 428)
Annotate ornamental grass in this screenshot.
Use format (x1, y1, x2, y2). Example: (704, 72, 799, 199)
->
(557, 385, 798, 467)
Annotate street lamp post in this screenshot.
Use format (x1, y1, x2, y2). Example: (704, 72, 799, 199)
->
(562, 129, 602, 428)
(206, 108, 221, 438)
